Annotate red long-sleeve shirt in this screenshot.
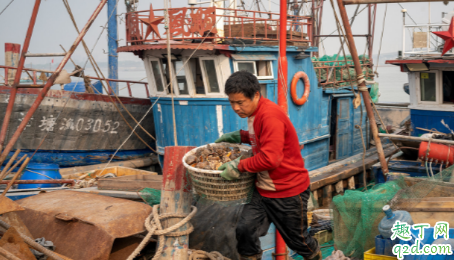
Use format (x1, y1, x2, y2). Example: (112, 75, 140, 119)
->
(237, 97, 310, 198)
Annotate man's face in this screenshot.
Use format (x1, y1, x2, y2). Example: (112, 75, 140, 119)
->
(228, 91, 260, 118)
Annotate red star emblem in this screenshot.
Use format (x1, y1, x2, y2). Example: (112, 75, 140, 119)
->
(432, 17, 454, 56)
(139, 4, 164, 39)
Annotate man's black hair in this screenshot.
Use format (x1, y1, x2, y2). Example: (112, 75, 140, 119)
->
(224, 70, 260, 99)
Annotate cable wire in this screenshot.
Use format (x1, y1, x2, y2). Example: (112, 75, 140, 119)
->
(0, 0, 15, 17)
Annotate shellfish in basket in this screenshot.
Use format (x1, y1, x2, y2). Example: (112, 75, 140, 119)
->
(185, 144, 252, 170)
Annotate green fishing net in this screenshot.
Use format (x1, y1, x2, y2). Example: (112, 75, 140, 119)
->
(390, 164, 454, 215)
(331, 179, 407, 259)
(139, 188, 162, 206)
(313, 54, 374, 88)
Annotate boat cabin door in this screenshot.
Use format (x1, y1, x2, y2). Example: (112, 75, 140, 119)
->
(335, 97, 353, 160)
(330, 95, 369, 162)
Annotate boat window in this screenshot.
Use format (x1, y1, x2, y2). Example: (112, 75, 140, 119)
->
(201, 59, 220, 93)
(420, 72, 436, 102)
(256, 61, 273, 79)
(173, 60, 189, 95)
(189, 58, 206, 95)
(162, 59, 189, 95)
(150, 60, 165, 93)
(161, 62, 172, 94)
(443, 71, 454, 104)
(234, 61, 273, 79)
(237, 61, 256, 75)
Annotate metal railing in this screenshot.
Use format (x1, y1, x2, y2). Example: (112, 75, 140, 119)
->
(0, 65, 150, 98)
(313, 59, 374, 87)
(124, 7, 312, 46)
(402, 24, 449, 56)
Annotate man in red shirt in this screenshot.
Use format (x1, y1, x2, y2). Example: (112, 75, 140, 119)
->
(216, 71, 321, 260)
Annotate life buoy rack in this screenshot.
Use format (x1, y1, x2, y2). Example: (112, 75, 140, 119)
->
(290, 71, 310, 105)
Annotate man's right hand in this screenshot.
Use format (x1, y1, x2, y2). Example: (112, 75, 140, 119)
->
(215, 130, 241, 144)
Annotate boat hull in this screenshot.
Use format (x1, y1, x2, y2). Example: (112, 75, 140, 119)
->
(0, 86, 155, 167)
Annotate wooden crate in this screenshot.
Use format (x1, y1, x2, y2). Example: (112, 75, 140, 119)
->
(98, 174, 163, 192)
(313, 230, 333, 245)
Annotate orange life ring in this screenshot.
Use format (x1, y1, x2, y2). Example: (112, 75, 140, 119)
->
(291, 71, 310, 106)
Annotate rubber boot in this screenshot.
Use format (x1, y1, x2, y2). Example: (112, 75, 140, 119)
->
(240, 252, 263, 260)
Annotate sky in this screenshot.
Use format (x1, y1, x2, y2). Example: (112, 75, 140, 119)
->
(0, 0, 453, 69)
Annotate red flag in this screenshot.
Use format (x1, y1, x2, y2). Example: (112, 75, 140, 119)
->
(51, 59, 54, 63)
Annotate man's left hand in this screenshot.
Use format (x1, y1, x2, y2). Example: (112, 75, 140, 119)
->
(218, 157, 242, 180)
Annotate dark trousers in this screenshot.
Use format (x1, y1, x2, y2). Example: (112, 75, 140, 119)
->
(236, 188, 319, 258)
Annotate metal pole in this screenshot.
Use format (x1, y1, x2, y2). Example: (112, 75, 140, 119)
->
(107, 0, 119, 94)
(336, 0, 389, 175)
(0, 0, 41, 153)
(277, 0, 288, 114)
(0, 0, 109, 165)
(402, 10, 406, 57)
(276, 0, 289, 256)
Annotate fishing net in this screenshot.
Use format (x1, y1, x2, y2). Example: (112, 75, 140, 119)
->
(333, 160, 454, 259)
(331, 179, 407, 259)
(139, 188, 162, 206)
(390, 164, 454, 217)
(313, 55, 374, 88)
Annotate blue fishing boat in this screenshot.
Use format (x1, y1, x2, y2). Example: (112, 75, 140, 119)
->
(118, 3, 383, 259)
(119, 5, 376, 171)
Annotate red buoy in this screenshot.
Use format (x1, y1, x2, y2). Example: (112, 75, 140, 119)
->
(418, 141, 454, 165)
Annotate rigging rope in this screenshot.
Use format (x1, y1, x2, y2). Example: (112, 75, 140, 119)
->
(374, 4, 387, 77)
(27, 0, 125, 162)
(0, 0, 15, 17)
(62, 0, 157, 144)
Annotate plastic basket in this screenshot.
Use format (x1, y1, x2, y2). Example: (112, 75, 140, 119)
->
(364, 248, 397, 260)
(182, 143, 256, 201)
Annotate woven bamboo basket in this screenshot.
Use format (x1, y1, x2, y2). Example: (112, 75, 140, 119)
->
(182, 143, 256, 201)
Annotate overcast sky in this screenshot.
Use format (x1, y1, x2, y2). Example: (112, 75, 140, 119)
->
(0, 0, 453, 68)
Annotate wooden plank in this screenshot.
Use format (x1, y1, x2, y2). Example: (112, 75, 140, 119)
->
(335, 181, 344, 194)
(313, 190, 318, 203)
(60, 156, 158, 178)
(98, 174, 162, 191)
(348, 176, 355, 189)
(310, 146, 397, 190)
(310, 144, 392, 178)
(378, 133, 454, 145)
(322, 185, 333, 206)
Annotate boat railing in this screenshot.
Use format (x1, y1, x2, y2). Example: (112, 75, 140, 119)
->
(402, 23, 450, 57)
(0, 65, 150, 98)
(124, 7, 312, 46)
(313, 59, 374, 88)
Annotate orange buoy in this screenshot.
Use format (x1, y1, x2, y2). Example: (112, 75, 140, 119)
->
(419, 141, 454, 165)
(290, 71, 310, 105)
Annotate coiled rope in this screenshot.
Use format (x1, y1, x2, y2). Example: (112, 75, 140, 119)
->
(127, 205, 198, 260)
(189, 250, 231, 260)
(357, 74, 368, 92)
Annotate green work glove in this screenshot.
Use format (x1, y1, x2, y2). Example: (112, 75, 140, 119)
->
(215, 130, 241, 144)
(218, 156, 242, 180)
